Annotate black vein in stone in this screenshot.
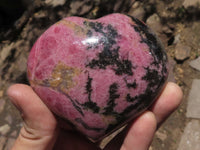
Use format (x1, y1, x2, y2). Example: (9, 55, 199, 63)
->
(122, 81, 160, 117)
(84, 21, 134, 76)
(124, 78, 137, 89)
(60, 91, 84, 116)
(85, 75, 93, 101)
(129, 16, 166, 63)
(126, 93, 138, 102)
(142, 67, 161, 88)
(128, 15, 168, 93)
(75, 118, 104, 131)
(82, 74, 100, 113)
(103, 83, 120, 115)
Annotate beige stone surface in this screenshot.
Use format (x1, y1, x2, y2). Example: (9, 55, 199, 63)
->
(186, 79, 200, 119)
(178, 120, 200, 150)
(183, 0, 200, 7)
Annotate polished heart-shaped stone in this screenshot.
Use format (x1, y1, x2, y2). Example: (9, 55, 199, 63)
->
(27, 13, 168, 142)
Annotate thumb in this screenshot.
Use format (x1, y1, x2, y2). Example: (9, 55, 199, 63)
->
(7, 84, 59, 150)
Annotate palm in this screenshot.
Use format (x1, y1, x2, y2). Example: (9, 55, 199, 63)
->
(8, 83, 182, 150)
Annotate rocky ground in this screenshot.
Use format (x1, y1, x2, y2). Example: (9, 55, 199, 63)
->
(0, 0, 200, 149)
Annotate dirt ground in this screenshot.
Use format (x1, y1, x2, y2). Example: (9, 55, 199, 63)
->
(0, 0, 200, 149)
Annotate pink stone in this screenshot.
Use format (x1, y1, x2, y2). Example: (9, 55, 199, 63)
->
(27, 13, 168, 141)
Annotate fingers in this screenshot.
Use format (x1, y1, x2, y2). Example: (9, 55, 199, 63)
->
(104, 111, 157, 150)
(150, 82, 183, 126)
(7, 82, 182, 150)
(7, 84, 58, 150)
(105, 82, 182, 150)
(120, 111, 157, 150)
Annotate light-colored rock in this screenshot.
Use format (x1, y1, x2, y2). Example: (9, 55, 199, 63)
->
(167, 57, 176, 82)
(16, 55, 27, 72)
(0, 124, 10, 135)
(186, 79, 200, 119)
(146, 14, 162, 33)
(175, 44, 191, 61)
(0, 99, 6, 114)
(128, 5, 145, 20)
(190, 57, 200, 71)
(132, 1, 140, 9)
(0, 43, 15, 66)
(177, 120, 200, 150)
(0, 90, 3, 98)
(156, 131, 167, 141)
(0, 136, 7, 150)
(5, 115, 13, 124)
(70, 0, 93, 15)
(173, 34, 181, 44)
(183, 0, 200, 8)
(45, 0, 66, 7)
(4, 138, 16, 150)
(34, 10, 47, 19)
(10, 130, 18, 137)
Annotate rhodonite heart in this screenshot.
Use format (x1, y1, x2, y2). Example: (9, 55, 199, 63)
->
(27, 13, 168, 141)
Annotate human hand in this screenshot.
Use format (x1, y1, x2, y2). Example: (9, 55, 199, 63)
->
(7, 82, 182, 150)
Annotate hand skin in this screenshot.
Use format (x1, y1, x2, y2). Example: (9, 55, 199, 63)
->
(7, 82, 182, 150)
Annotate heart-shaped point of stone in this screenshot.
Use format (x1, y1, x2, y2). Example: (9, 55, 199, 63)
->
(27, 13, 168, 142)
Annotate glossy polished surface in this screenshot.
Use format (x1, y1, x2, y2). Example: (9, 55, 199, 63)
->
(27, 13, 168, 141)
